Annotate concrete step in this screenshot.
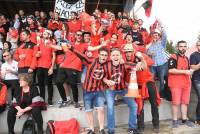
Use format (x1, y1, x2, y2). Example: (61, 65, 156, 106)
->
(0, 99, 172, 133)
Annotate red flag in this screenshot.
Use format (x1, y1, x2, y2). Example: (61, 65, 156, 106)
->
(142, 0, 153, 17)
(79, 12, 94, 26)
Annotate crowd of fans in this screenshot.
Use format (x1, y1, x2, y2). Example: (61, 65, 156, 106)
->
(0, 8, 199, 134)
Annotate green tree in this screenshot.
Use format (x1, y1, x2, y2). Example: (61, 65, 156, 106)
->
(166, 40, 176, 54)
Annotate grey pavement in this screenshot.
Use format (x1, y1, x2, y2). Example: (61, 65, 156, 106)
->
(80, 120, 200, 134)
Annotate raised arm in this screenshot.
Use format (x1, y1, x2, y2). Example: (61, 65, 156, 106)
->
(68, 45, 93, 64)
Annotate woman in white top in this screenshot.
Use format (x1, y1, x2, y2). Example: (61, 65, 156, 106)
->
(1, 51, 19, 100)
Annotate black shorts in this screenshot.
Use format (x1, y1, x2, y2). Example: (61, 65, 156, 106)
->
(56, 68, 80, 85)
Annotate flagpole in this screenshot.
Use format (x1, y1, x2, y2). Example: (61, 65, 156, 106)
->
(96, 0, 100, 9)
(83, 0, 86, 11)
(134, 4, 143, 14)
(54, 0, 57, 13)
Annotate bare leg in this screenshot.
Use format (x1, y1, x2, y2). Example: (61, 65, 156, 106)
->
(85, 111, 94, 131)
(97, 107, 105, 130)
(172, 104, 179, 120)
(181, 104, 188, 120)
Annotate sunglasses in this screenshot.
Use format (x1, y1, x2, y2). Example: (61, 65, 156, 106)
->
(76, 34, 82, 36)
(3, 55, 9, 57)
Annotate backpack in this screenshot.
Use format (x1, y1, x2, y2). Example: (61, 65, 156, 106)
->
(46, 118, 80, 134)
(169, 53, 190, 70)
(22, 115, 36, 134)
(165, 53, 190, 101)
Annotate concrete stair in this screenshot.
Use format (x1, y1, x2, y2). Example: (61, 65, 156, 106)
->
(1, 80, 199, 133)
(0, 99, 172, 133)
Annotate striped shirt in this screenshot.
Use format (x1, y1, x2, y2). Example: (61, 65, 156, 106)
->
(71, 48, 107, 92)
(104, 61, 134, 90)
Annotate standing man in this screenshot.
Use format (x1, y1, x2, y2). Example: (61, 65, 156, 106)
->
(103, 48, 139, 134)
(147, 21, 168, 98)
(190, 40, 200, 125)
(69, 46, 108, 134)
(123, 44, 160, 133)
(14, 30, 37, 74)
(168, 40, 195, 128)
(36, 30, 55, 105)
(56, 31, 85, 108)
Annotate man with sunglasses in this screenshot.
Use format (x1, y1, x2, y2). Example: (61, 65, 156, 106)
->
(56, 30, 86, 108)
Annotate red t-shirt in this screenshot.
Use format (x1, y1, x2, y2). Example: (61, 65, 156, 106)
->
(67, 20, 82, 33)
(37, 39, 55, 68)
(60, 42, 87, 71)
(168, 54, 191, 88)
(30, 32, 37, 44)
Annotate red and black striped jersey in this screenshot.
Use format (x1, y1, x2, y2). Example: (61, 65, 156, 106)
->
(104, 61, 128, 90)
(71, 48, 107, 92)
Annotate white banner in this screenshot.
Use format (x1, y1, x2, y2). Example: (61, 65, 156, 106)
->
(54, 0, 85, 19)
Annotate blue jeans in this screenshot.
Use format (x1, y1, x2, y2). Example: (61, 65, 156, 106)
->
(192, 80, 200, 121)
(105, 89, 138, 133)
(83, 91, 105, 112)
(151, 62, 168, 97)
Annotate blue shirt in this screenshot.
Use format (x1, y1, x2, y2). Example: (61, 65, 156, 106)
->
(190, 51, 200, 80)
(147, 29, 168, 66)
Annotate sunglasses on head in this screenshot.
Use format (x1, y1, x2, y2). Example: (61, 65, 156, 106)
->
(76, 33, 82, 36)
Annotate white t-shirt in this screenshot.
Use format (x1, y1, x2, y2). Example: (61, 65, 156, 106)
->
(1, 60, 18, 80)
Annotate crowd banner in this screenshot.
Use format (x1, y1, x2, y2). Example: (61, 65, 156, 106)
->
(54, 0, 85, 19)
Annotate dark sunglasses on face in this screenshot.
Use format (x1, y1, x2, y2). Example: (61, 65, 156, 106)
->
(3, 55, 9, 57)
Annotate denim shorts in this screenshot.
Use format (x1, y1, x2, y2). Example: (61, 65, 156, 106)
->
(83, 91, 105, 112)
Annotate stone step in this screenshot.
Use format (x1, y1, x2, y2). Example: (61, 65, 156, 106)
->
(0, 99, 172, 133)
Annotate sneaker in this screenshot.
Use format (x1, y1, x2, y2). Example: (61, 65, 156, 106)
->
(108, 131, 114, 134)
(99, 129, 106, 134)
(74, 102, 80, 108)
(87, 129, 95, 134)
(184, 120, 195, 127)
(58, 101, 67, 108)
(138, 128, 144, 133)
(129, 129, 140, 134)
(196, 120, 200, 125)
(177, 119, 184, 125)
(57, 99, 63, 104)
(172, 120, 178, 128)
(152, 128, 159, 133)
(66, 99, 73, 105)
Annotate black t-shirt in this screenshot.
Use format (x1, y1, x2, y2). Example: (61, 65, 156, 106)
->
(132, 31, 143, 45)
(190, 51, 200, 80)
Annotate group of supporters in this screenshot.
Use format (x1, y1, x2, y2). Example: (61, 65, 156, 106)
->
(0, 8, 200, 134)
